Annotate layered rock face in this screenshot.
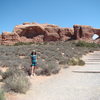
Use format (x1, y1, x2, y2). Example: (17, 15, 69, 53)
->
(15, 23, 74, 42)
(73, 25, 100, 43)
(73, 25, 94, 41)
(93, 28, 100, 36)
(0, 23, 74, 45)
(1, 32, 20, 45)
(0, 23, 100, 45)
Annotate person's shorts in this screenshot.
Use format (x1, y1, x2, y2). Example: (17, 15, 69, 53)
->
(31, 62, 37, 67)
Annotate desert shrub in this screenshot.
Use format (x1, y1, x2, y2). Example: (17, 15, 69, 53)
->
(67, 58, 78, 66)
(35, 59, 49, 75)
(3, 68, 30, 93)
(59, 59, 67, 65)
(14, 42, 33, 46)
(75, 41, 100, 48)
(78, 59, 85, 66)
(4, 74, 30, 93)
(1, 60, 20, 68)
(2, 67, 25, 79)
(47, 61, 60, 74)
(0, 89, 6, 100)
(43, 42, 49, 45)
(36, 59, 60, 75)
(21, 59, 31, 76)
(67, 57, 85, 66)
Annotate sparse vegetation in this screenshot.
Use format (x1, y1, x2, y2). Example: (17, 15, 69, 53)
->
(0, 40, 99, 74)
(59, 59, 68, 65)
(75, 41, 100, 48)
(36, 59, 60, 75)
(0, 40, 100, 94)
(4, 74, 30, 93)
(78, 59, 85, 66)
(67, 58, 78, 66)
(2, 67, 25, 79)
(14, 42, 34, 46)
(46, 61, 60, 74)
(2, 67, 30, 93)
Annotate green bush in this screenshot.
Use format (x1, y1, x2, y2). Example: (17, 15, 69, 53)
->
(75, 41, 100, 48)
(67, 58, 78, 65)
(78, 59, 85, 66)
(0, 90, 6, 100)
(2, 68, 30, 93)
(67, 58, 85, 66)
(14, 42, 33, 46)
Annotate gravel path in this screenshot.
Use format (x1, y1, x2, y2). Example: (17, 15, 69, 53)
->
(7, 51, 100, 100)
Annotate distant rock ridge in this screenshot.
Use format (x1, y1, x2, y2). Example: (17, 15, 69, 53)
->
(0, 22, 100, 45)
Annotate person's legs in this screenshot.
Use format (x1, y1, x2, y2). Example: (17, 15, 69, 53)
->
(33, 66, 36, 75)
(31, 66, 34, 76)
(33, 62, 37, 75)
(31, 62, 37, 76)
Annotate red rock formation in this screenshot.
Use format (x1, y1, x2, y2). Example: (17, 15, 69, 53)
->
(0, 23, 100, 45)
(13, 23, 74, 43)
(1, 32, 20, 45)
(93, 28, 100, 36)
(73, 25, 94, 41)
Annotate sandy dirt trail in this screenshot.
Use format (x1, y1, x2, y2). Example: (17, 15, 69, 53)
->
(7, 51, 100, 100)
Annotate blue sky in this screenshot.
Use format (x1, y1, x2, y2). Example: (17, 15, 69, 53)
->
(0, 0, 100, 33)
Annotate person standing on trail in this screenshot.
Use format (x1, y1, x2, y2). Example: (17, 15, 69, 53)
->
(30, 50, 37, 76)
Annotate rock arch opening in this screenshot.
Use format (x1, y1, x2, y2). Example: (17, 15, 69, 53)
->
(17, 26, 45, 39)
(92, 34, 99, 40)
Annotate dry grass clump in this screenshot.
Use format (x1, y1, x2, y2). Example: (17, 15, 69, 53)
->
(2, 67, 30, 93)
(35, 59, 60, 76)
